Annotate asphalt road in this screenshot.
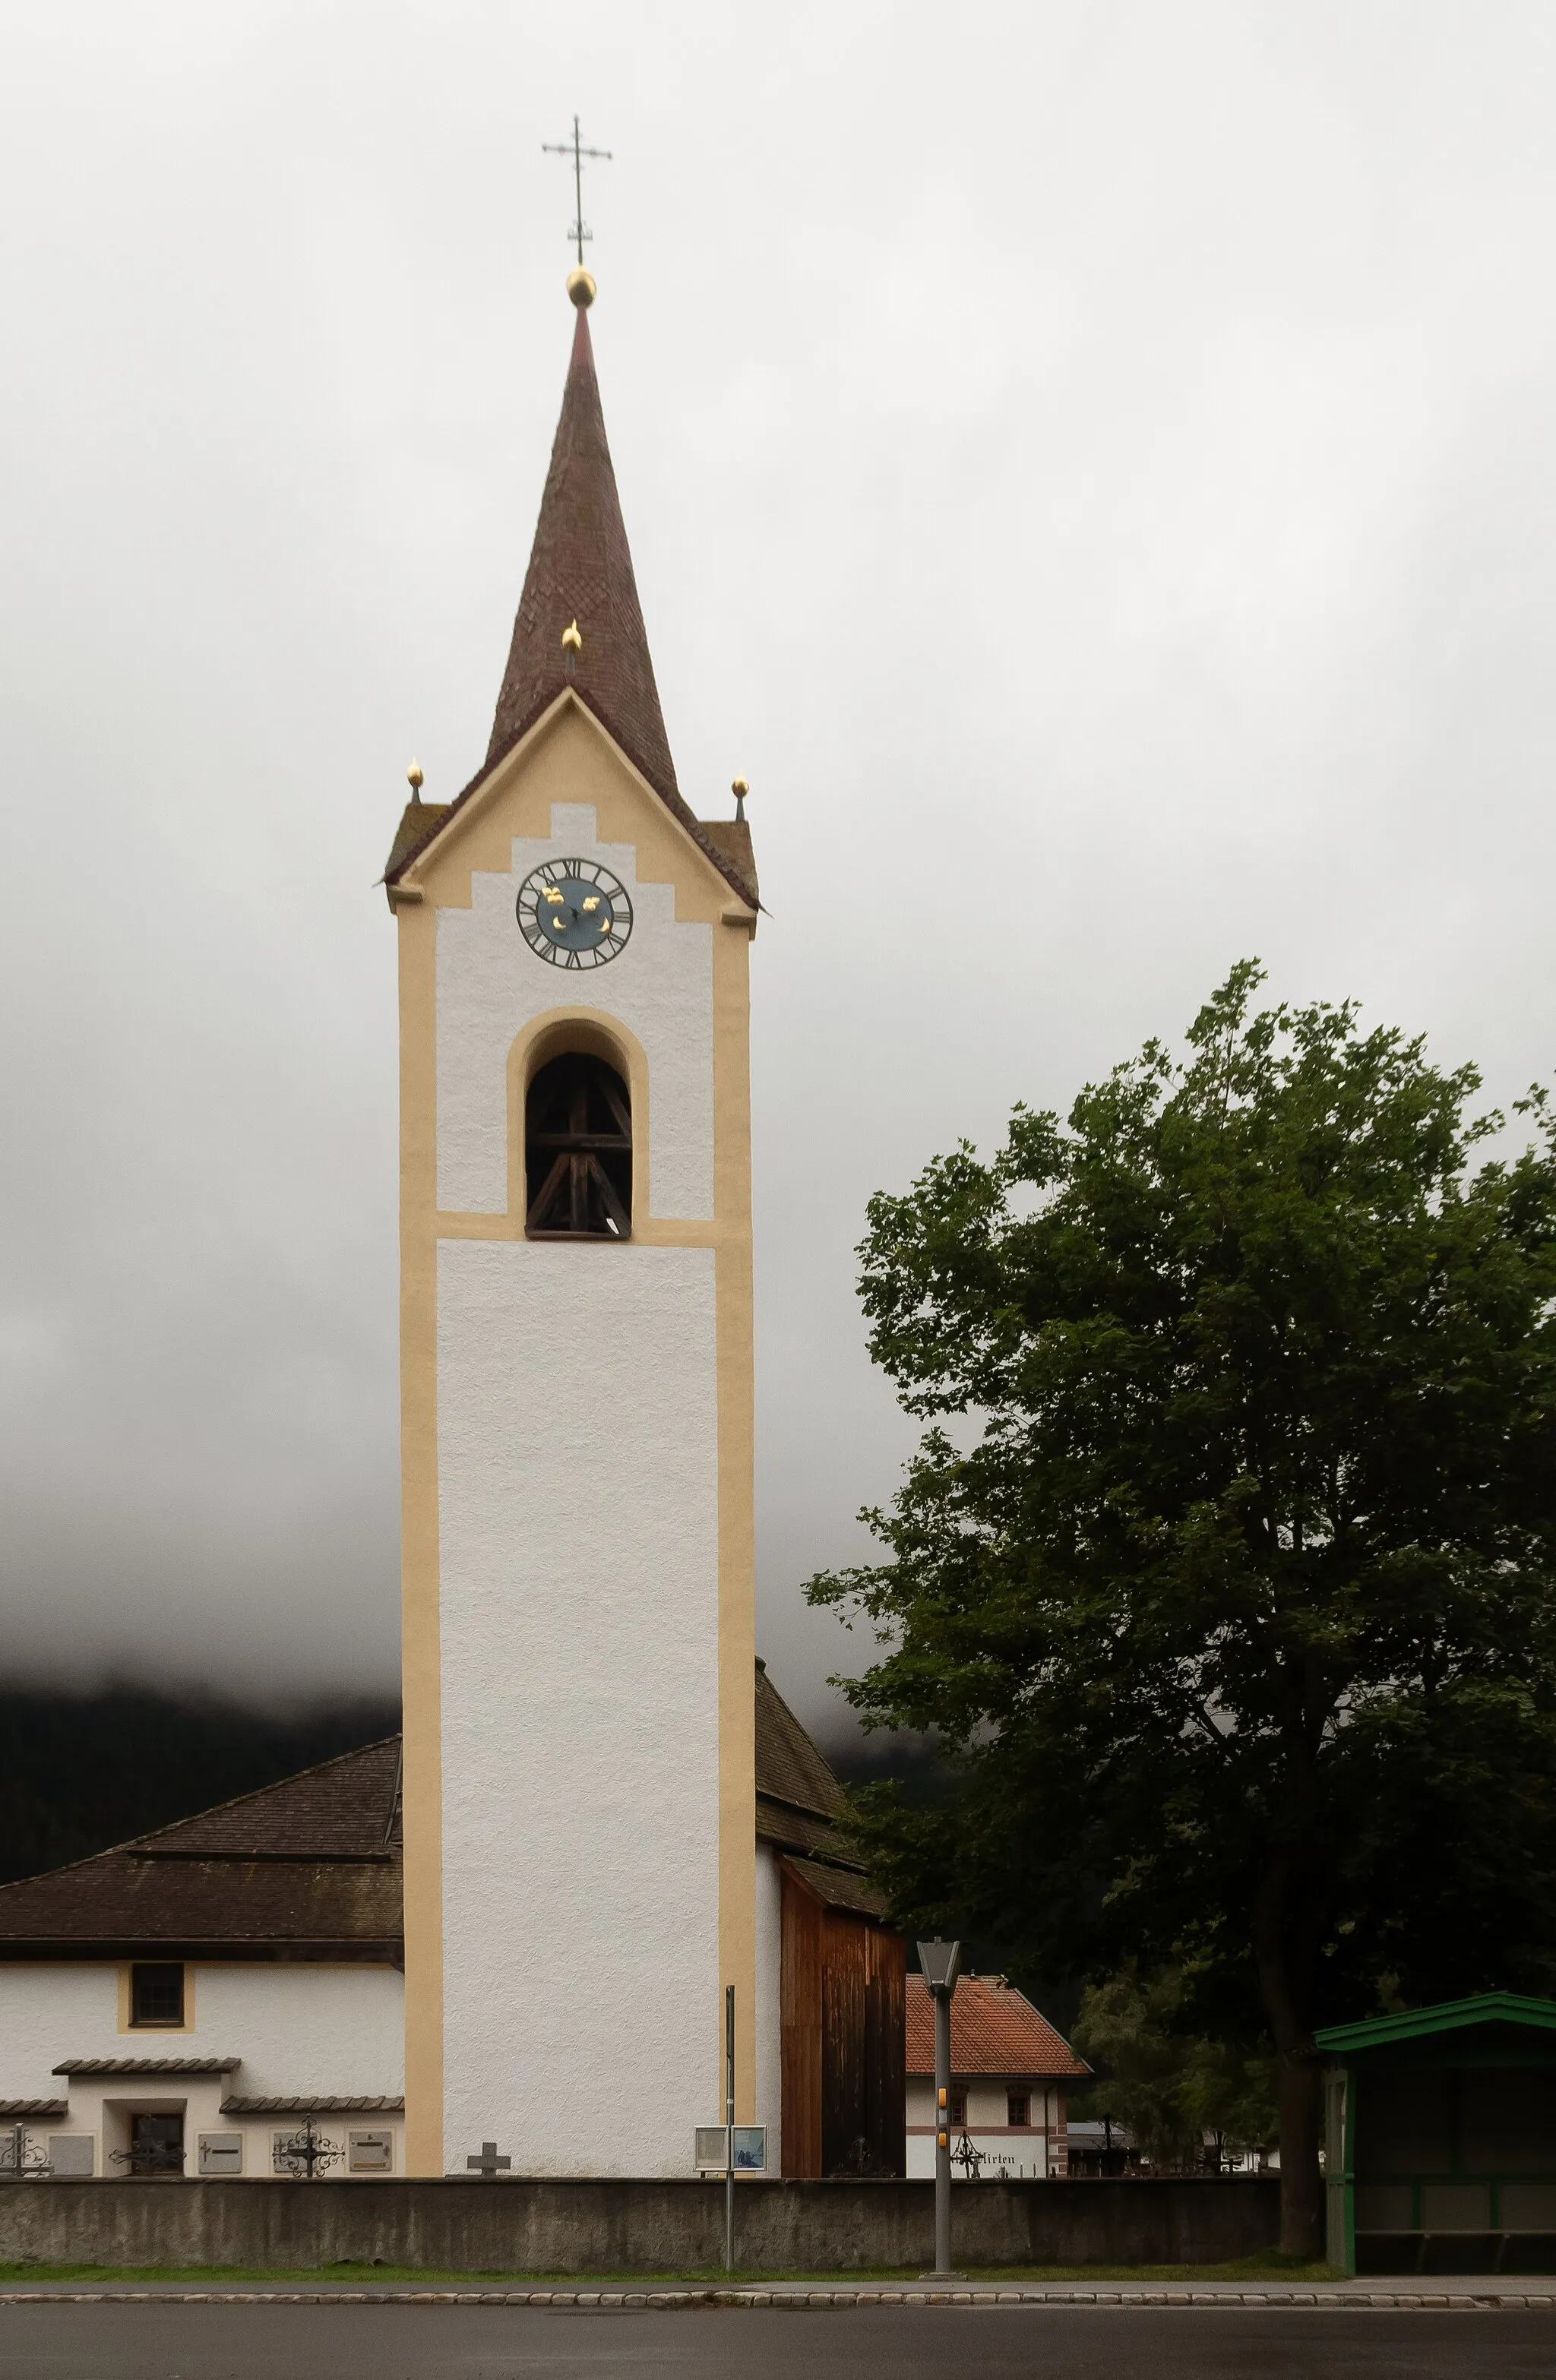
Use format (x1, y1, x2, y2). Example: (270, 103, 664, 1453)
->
(2, 2305, 1556, 2380)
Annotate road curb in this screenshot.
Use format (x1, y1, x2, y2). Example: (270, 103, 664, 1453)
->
(2, 2285, 1555, 2309)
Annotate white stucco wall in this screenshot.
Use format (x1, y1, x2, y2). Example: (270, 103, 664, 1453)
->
(437, 1236, 721, 2176)
(435, 803, 714, 1218)
(0, 1961, 403, 2104)
(753, 1842, 783, 2167)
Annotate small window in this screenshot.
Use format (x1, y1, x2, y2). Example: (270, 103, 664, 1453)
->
(1007, 2090, 1031, 2128)
(130, 1961, 185, 2027)
(525, 1052, 631, 1238)
(947, 2088, 968, 2128)
(349, 2129, 394, 2172)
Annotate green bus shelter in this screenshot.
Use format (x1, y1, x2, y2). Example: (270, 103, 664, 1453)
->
(1317, 1993, 1556, 2275)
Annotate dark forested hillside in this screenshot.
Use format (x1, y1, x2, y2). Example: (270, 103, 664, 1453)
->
(0, 1687, 401, 1885)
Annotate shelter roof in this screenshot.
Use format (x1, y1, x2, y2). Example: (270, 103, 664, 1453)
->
(905, 1973, 1089, 2079)
(1314, 1991, 1556, 2056)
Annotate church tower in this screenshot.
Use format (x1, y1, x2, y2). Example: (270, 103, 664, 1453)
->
(384, 273, 760, 2176)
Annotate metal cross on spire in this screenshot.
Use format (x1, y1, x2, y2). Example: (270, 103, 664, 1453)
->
(542, 115, 612, 264)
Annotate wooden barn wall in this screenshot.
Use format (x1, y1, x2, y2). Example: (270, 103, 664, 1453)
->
(780, 1866, 906, 2178)
(864, 1922, 906, 2176)
(780, 1870, 823, 2179)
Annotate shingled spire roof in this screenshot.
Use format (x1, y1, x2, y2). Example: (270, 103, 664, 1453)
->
(488, 288, 677, 795)
(383, 284, 758, 911)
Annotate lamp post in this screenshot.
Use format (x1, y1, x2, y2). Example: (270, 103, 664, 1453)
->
(917, 1936, 962, 2280)
(725, 1983, 736, 2276)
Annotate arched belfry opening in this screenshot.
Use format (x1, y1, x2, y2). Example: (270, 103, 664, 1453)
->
(524, 1051, 632, 1239)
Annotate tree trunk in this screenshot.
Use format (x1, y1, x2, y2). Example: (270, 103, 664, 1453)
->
(1276, 2052, 1323, 2258)
(1254, 1831, 1324, 2261)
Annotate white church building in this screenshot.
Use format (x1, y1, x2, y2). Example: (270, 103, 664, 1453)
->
(0, 270, 907, 2184)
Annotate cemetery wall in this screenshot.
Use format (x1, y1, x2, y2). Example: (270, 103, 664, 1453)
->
(0, 2173, 1278, 2272)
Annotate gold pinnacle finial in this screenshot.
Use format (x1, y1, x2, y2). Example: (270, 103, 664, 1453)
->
(407, 757, 424, 803)
(567, 266, 596, 308)
(561, 619, 584, 653)
(732, 776, 749, 822)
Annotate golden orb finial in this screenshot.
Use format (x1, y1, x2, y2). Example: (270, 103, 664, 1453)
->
(567, 267, 596, 308)
(561, 618, 584, 654)
(732, 776, 749, 822)
(407, 757, 425, 802)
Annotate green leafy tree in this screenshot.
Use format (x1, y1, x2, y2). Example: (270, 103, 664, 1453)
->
(808, 965, 1556, 2254)
(1070, 1967, 1275, 2170)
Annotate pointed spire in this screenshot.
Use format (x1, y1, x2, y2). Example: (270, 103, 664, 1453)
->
(486, 280, 678, 796)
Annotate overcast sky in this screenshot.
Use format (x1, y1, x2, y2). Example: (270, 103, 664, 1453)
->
(2, 2, 1554, 1745)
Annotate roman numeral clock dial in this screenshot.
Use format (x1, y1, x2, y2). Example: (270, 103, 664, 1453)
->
(515, 858, 634, 969)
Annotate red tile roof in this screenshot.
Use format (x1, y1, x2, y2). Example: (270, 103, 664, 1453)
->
(905, 1974, 1089, 2078)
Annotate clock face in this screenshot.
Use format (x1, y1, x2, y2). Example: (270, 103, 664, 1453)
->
(515, 858, 634, 968)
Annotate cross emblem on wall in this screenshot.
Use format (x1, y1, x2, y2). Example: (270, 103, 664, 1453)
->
(466, 2140, 511, 2177)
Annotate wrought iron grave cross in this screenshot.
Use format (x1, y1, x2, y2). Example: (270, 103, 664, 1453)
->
(542, 115, 612, 263)
(467, 2140, 511, 2177)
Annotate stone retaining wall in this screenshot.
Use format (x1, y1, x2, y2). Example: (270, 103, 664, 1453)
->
(0, 2175, 1277, 2272)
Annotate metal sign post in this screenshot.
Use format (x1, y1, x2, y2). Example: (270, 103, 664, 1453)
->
(724, 1984, 736, 2274)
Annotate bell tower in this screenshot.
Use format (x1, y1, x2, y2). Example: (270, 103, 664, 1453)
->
(384, 272, 760, 2176)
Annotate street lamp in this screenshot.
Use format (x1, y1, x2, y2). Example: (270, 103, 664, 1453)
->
(917, 1936, 963, 2280)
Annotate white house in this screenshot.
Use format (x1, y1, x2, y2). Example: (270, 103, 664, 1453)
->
(906, 1973, 1088, 2180)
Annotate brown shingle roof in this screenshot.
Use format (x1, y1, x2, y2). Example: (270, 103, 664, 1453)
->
(135, 1737, 402, 1862)
(0, 1740, 403, 1961)
(383, 299, 758, 915)
(489, 296, 678, 805)
(754, 1662, 846, 1825)
(0, 1684, 876, 1958)
(780, 1855, 887, 1920)
(905, 1974, 1089, 2080)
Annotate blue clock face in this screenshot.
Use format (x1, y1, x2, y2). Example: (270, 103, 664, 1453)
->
(515, 858, 633, 968)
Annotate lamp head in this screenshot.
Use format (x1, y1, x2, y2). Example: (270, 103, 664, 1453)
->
(917, 1936, 962, 1995)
